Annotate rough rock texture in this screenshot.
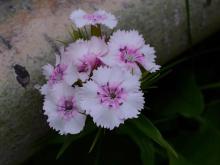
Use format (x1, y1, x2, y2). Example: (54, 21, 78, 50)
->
(0, 0, 220, 164)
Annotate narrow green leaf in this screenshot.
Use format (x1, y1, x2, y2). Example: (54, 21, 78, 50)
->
(56, 135, 76, 159)
(84, 27, 89, 39)
(169, 154, 195, 165)
(68, 28, 75, 41)
(130, 115, 178, 158)
(141, 69, 172, 89)
(200, 81, 220, 90)
(78, 28, 86, 39)
(89, 128, 102, 153)
(56, 39, 68, 46)
(169, 116, 220, 165)
(141, 54, 189, 88)
(152, 70, 204, 117)
(91, 25, 101, 37)
(56, 119, 96, 159)
(139, 139, 155, 165)
(119, 124, 155, 165)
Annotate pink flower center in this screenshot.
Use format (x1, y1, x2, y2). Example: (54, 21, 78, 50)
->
(119, 47, 144, 64)
(97, 82, 126, 109)
(49, 64, 67, 85)
(83, 13, 107, 23)
(77, 61, 90, 73)
(77, 57, 103, 73)
(57, 96, 78, 120)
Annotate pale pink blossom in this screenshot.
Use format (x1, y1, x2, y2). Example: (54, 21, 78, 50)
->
(62, 37, 108, 82)
(43, 83, 86, 135)
(70, 9, 117, 29)
(102, 30, 160, 76)
(79, 67, 145, 130)
(40, 50, 75, 95)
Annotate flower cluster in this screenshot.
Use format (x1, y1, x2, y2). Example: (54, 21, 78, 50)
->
(40, 9, 160, 134)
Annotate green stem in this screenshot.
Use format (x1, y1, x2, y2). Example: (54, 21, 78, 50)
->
(200, 82, 220, 90)
(89, 128, 102, 153)
(84, 27, 89, 39)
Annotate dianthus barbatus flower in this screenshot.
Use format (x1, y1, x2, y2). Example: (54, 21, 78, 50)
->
(102, 30, 160, 76)
(79, 67, 145, 130)
(70, 9, 117, 29)
(40, 49, 72, 95)
(62, 37, 108, 82)
(43, 83, 86, 135)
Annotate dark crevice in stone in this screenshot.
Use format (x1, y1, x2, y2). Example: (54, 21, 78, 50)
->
(185, 0, 193, 45)
(203, 0, 212, 8)
(0, 35, 12, 49)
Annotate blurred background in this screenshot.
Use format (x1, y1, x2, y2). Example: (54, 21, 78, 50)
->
(0, 0, 220, 165)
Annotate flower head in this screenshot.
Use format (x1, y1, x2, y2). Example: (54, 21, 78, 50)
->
(70, 9, 117, 29)
(43, 83, 86, 135)
(80, 67, 145, 130)
(62, 37, 108, 82)
(102, 30, 160, 76)
(40, 52, 63, 94)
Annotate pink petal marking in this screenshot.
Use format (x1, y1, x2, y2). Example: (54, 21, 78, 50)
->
(57, 96, 78, 120)
(119, 46, 144, 65)
(83, 13, 107, 24)
(97, 82, 127, 109)
(49, 64, 67, 85)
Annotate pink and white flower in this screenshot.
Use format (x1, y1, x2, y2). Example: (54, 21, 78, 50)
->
(43, 83, 86, 135)
(102, 30, 160, 76)
(40, 52, 69, 95)
(79, 67, 145, 130)
(62, 37, 108, 82)
(70, 9, 117, 29)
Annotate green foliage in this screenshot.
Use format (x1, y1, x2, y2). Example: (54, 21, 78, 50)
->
(56, 118, 96, 159)
(119, 123, 155, 165)
(169, 107, 220, 165)
(151, 69, 204, 118)
(118, 115, 177, 164)
(89, 128, 103, 153)
(130, 115, 177, 158)
(91, 25, 101, 37)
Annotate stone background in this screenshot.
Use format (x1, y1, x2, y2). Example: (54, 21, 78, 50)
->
(0, 0, 220, 164)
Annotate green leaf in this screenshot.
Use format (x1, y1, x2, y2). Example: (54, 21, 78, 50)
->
(119, 123, 155, 165)
(152, 70, 204, 117)
(56, 119, 96, 159)
(91, 25, 101, 37)
(56, 39, 68, 46)
(170, 117, 220, 165)
(200, 81, 220, 90)
(141, 55, 190, 88)
(88, 128, 102, 153)
(83, 27, 89, 39)
(56, 135, 77, 159)
(141, 70, 172, 89)
(68, 25, 84, 41)
(169, 154, 195, 165)
(140, 140, 155, 165)
(168, 102, 220, 165)
(130, 115, 178, 158)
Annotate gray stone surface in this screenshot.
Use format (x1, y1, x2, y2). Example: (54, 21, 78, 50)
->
(0, 0, 220, 164)
(190, 0, 220, 43)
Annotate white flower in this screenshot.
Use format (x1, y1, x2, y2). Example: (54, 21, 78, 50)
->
(43, 83, 86, 135)
(79, 67, 145, 130)
(62, 37, 108, 82)
(70, 9, 117, 29)
(101, 30, 160, 77)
